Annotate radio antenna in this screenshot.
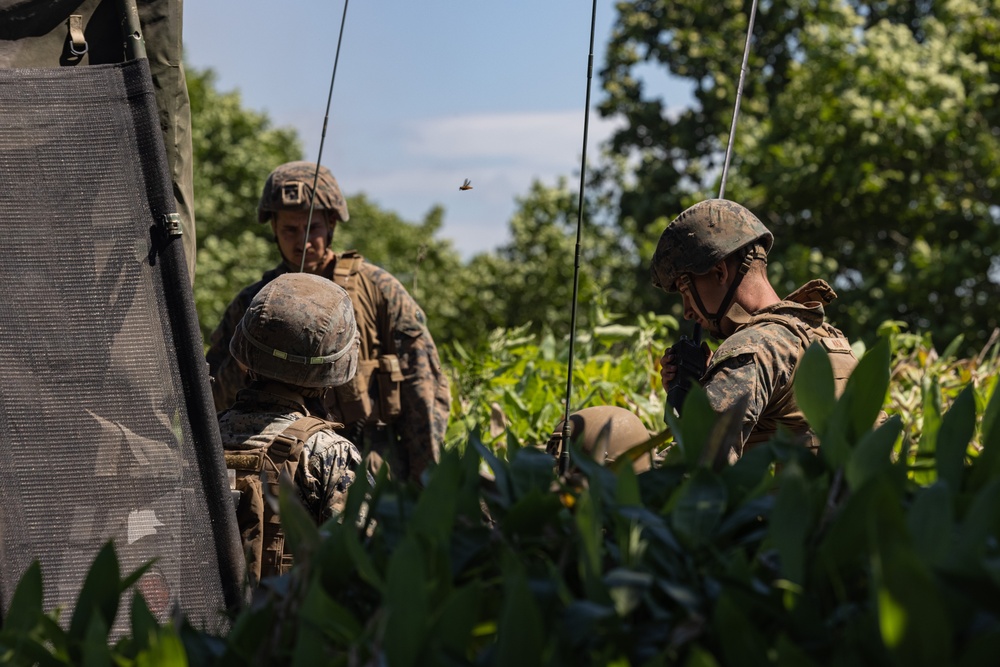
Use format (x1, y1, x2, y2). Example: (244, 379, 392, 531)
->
(301, 0, 351, 272)
(558, 0, 599, 475)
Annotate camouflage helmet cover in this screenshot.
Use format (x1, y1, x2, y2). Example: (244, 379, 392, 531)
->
(650, 199, 773, 293)
(258, 161, 350, 224)
(230, 273, 359, 388)
(551, 406, 655, 474)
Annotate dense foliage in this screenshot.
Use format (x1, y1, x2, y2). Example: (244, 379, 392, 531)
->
(4, 329, 999, 666)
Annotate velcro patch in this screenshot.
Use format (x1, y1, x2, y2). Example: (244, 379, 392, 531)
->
(820, 337, 852, 353)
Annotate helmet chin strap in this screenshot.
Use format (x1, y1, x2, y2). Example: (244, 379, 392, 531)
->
(681, 249, 763, 335)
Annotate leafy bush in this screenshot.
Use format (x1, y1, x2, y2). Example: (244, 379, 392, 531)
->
(7, 329, 1000, 666)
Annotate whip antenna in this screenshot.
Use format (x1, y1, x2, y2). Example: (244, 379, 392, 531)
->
(301, 0, 351, 272)
(558, 0, 599, 475)
(690, 0, 759, 343)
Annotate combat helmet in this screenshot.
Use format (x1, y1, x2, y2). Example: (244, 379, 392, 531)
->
(230, 273, 359, 388)
(650, 199, 773, 293)
(258, 161, 350, 225)
(546, 406, 655, 474)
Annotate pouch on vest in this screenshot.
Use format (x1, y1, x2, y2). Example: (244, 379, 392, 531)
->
(376, 354, 404, 421)
(332, 359, 377, 424)
(224, 416, 329, 585)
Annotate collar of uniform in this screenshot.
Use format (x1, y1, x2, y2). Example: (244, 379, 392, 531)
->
(233, 382, 310, 414)
(740, 299, 826, 332)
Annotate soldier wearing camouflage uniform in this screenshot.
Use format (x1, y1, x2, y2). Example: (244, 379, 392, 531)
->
(652, 199, 858, 460)
(207, 161, 450, 483)
(218, 272, 367, 583)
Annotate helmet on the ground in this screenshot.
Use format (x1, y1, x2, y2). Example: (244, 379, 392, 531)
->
(230, 273, 359, 388)
(650, 199, 773, 293)
(257, 161, 350, 224)
(548, 406, 655, 474)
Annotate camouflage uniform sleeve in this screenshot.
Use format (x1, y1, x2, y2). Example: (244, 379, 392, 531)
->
(702, 354, 767, 457)
(297, 430, 366, 524)
(369, 266, 451, 482)
(700, 324, 797, 458)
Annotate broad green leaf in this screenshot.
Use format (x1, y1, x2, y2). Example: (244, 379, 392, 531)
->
(129, 591, 159, 654)
(846, 416, 903, 492)
(495, 559, 546, 666)
(917, 375, 943, 455)
(675, 383, 716, 467)
(293, 577, 362, 659)
(616, 461, 641, 507)
(969, 381, 1000, 492)
(793, 342, 836, 434)
(684, 646, 721, 667)
(473, 436, 511, 508)
(384, 537, 428, 667)
(575, 489, 603, 593)
(873, 539, 951, 666)
(430, 584, 482, 658)
(768, 462, 812, 584)
(134, 629, 188, 667)
(509, 447, 557, 499)
(343, 526, 385, 593)
(906, 484, 953, 569)
(714, 592, 770, 667)
(842, 337, 891, 439)
(5, 561, 42, 635)
(936, 385, 976, 491)
(949, 480, 1000, 573)
(70, 542, 121, 643)
(80, 614, 112, 667)
(410, 448, 461, 545)
(721, 444, 774, 504)
(278, 474, 319, 559)
(667, 469, 728, 546)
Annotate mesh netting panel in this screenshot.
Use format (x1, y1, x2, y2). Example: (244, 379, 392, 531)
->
(0, 60, 240, 632)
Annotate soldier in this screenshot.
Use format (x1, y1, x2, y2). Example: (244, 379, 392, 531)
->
(207, 161, 450, 483)
(218, 272, 367, 584)
(651, 199, 858, 460)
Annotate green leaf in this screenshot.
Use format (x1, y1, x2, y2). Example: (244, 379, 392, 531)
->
(70, 542, 121, 643)
(80, 614, 112, 667)
(430, 584, 482, 658)
(768, 462, 812, 584)
(873, 539, 951, 666)
(842, 336, 891, 439)
(278, 474, 320, 559)
(714, 592, 770, 667)
(384, 537, 428, 667)
(616, 460, 641, 507)
(410, 448, 461, 545)
(917, 375, 943, 455)
(846, 416, 903, 492)
(134, 629, 188, 667)
(575, 488, 603, 593)
(969, 381, 1000, 492)
(793, 341, 836, 434)
(293, 577, 362, 659)
(674, 383, 716, 467)
(907, 484, 953, 569)
(667, 469, 728, 546)
(5, 561, 43, 635)
(129, 591, 159, 655)
(494, 559, 546, 665)
(936, 384, 976, 491)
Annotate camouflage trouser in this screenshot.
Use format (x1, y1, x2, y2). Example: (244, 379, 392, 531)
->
(0, 0, 197, 283)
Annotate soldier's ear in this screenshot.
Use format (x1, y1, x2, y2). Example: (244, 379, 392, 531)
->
(710, 260, 730, 285)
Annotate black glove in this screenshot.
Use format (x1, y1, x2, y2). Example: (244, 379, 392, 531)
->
(666, 336, 709, 416)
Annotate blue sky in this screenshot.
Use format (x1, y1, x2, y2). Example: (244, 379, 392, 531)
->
(184, 1, 690, 257)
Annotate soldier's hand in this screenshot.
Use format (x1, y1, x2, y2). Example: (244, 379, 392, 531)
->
(659, 348, 678, 391)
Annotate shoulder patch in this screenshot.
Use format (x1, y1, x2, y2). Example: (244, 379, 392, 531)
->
(710, 340, 758, 366)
